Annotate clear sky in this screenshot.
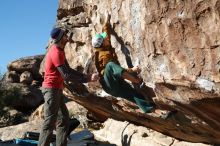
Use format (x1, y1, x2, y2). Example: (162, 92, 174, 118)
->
(0, 1, 59, 74)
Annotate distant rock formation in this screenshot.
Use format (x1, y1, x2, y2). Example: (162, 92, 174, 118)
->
(1, 55, 44, 110)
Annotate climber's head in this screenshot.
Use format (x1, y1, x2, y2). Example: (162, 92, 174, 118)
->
(92, 32, 107, 48)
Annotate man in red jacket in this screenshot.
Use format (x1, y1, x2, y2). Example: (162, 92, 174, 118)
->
(38, 27, 98, 146)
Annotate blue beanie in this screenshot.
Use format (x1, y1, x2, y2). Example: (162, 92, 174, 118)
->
(50, 27, 64, 43)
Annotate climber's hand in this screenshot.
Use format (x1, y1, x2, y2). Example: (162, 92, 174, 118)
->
(132, 66, 141, 74)
(105, 11, 111, 23)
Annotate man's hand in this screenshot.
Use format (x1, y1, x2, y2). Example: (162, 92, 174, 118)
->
(88, 73, 99, 82)
(135, 76, 143, 84)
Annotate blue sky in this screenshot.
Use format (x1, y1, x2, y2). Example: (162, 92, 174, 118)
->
(0, 1, 59, 74)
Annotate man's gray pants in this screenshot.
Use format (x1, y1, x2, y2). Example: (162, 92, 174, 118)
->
(38, 88, 69, 146)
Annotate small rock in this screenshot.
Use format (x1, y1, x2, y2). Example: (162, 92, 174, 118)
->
(20, 71, 33, 85)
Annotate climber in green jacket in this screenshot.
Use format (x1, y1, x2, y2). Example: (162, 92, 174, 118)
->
(91, 12, 172, 118)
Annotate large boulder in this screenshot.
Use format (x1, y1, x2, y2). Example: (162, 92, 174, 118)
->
(20, 71, 33, 85)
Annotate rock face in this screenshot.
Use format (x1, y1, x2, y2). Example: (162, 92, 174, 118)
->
(57, 0, 220, 87)
(52, 0, 220, 144)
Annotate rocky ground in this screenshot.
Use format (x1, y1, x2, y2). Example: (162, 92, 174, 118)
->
(0, 99, 213, 146)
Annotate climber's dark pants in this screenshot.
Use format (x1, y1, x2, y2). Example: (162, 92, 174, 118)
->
(100, 61, 154, 113)
(38, 88, 69, 146)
